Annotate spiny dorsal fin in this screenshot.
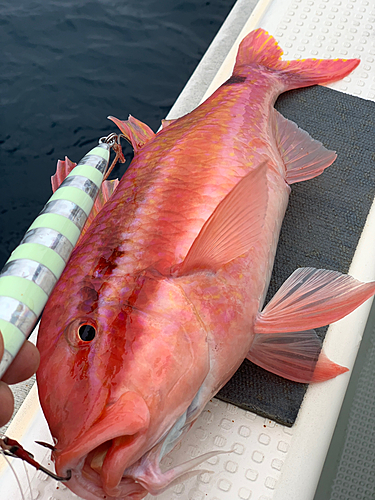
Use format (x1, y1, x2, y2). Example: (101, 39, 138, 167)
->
(274, 110, 337, 184)
(254, 267, 375, 334)
(108, 115, 155, 152)
(174, 162, 268, 276)
(51, 156, 76, 192)
(51, 157, 119, 240)
(81, 178, 119, 240)
(246, 331, 348, 383)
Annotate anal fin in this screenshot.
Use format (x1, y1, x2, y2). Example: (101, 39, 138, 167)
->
(274, 110, 337, 184)
(247, 331, 348, 383)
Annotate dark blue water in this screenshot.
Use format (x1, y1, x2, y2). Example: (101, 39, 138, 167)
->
(0, 0, 236, 267)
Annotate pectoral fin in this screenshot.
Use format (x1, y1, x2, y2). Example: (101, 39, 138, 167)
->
(246, 331, 348, 383)
(175, 162, 268, 275)
(274, 110, 337, 184)
(254, 267, 375, 334)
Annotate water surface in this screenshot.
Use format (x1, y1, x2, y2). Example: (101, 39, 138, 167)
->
(0, 0, 236, 267)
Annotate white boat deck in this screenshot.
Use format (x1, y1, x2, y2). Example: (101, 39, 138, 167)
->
(1, 0, 375, 498)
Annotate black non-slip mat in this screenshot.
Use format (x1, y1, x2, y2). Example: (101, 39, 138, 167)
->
(217, 85, 375, 426)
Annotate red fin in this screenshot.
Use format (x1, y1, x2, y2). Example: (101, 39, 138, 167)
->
(247, 331, 348, 383)
(234, 29, 359, 90)
(278, 57, 360, 91)
(175, 162, 268, 275)
(254, 267, 375, 334)
(274, 110, 337, 184)
(234, 29, 283, 72)
(161, 119, 177, 129)
(79, 178, 119, 241)
(51, 157, 119, 241)
(108, 115, 155, 152)
(51, 156, 77, 192)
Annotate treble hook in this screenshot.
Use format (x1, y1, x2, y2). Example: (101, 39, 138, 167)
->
(0, 434, 71, 482)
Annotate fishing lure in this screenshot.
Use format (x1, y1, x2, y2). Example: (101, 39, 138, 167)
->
(0, 133, 123, 379)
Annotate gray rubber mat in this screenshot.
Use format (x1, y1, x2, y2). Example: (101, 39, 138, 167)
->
(217, 85, 375, 426)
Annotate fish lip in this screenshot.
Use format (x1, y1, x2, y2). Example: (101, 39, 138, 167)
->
(55, 438, 149, 500)
(54, 391, 150, 489)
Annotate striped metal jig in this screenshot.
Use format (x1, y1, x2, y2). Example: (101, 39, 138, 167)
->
(0, 135, 121, 378)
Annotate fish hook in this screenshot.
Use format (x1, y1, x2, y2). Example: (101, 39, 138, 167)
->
(99, 132, 127, 180)
(0, 434, 71, 482)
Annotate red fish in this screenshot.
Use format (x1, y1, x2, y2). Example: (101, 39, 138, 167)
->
(37, 29, 374, 500)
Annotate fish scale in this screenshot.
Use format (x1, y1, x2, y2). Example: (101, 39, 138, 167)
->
(35, 29, 375, 500)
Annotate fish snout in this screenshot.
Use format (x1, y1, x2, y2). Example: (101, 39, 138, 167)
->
(55, 391, 151, 499)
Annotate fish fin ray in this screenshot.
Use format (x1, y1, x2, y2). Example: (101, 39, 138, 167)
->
(108, 115, 155, 152)
(175, 162, 268, 275)
(234, 29, 283, 72)
(51, 157, 77, 192)
(254, 267, 375, 333)
(78, 178, 119, 242)
(234, 29, 359, 90)
(51, 157, 119, 241)
(274, 110, 337, 184)
(161, 118, 177, 129)
(278, 57, 360, 91)
(137, 449, 231, 495)
(247, 331, 348, 383)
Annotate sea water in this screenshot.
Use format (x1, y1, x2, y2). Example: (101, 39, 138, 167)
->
(0, 0, 236, 268)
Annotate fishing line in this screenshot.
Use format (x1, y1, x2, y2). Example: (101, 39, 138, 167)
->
(0, 449, 26, 500)
(23, 459, 34, 500)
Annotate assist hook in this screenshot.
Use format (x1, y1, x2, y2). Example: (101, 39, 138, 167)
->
(99, 132, 127, 180)
(0, 434, 71, 482)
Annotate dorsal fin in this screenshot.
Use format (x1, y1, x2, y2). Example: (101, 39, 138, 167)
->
(51, 157, 119, 240)
(108, 115, 155, 152)
(174, 162, 268, 276)
(81, 178, 119, 240)
(274, 110, 337, 184)
(51, 156, 76, 192)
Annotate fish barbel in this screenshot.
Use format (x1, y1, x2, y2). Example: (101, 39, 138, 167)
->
(37, 29, 374, 499)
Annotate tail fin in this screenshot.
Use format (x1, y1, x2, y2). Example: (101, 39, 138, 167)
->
(234, 29, 360, 91)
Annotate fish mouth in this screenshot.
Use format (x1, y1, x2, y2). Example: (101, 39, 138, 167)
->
(55, 391, 151, 499)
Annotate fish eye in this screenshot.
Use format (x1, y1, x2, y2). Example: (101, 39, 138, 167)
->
(78, 324, 96, 342)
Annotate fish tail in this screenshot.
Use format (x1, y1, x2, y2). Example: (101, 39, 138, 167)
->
(234, 29, 360, 90)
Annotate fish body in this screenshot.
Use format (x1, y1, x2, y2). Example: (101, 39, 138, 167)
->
(37, 30, 374, 500)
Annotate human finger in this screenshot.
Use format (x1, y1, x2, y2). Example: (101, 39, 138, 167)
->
(1, 340, 40, 385)
(0, 381, 14, 427)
